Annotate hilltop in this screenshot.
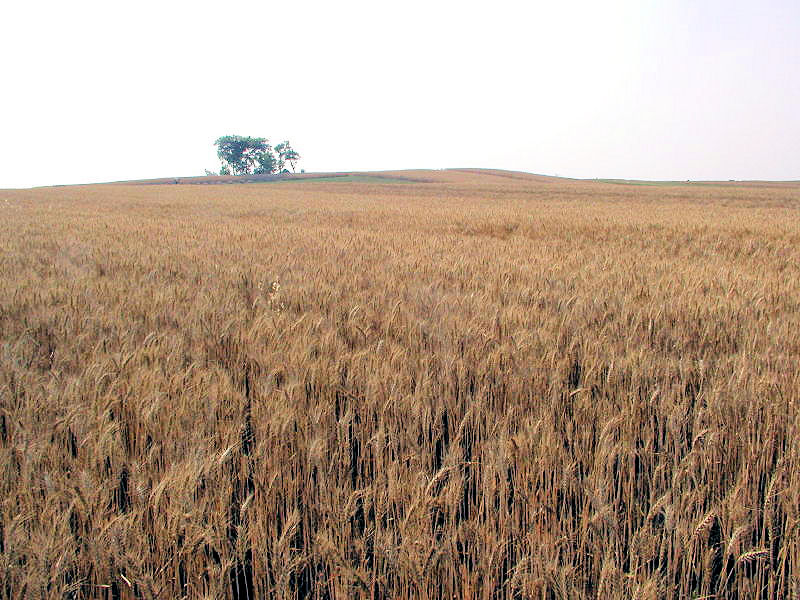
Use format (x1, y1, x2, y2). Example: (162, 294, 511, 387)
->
(29, 167, 799, 191)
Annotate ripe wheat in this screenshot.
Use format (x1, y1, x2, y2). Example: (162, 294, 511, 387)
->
(1, 170, 799, 598)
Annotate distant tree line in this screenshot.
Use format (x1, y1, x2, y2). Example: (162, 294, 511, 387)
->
(211, 135, 300, 176)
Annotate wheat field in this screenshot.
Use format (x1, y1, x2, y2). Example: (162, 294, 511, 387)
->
(1, 170, 799, 599)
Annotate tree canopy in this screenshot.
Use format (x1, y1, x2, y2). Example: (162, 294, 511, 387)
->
(213, 135, 300, 176)
(274, 141, 300, 173)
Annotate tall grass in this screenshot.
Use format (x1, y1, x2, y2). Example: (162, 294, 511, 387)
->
(1, 172, 799, 598)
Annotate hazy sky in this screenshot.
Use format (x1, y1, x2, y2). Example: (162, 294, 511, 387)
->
(2, 0, 798, 188)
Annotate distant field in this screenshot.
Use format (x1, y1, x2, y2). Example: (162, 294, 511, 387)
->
(595, 178, 800, 188)
(274, 174, 419, 184)
(104, 171, 430, 186)
(83, 169, 800, 190)
(2, 170, 800, 599)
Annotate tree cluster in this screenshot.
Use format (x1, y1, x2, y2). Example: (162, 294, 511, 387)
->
(213, 135, 300, 176)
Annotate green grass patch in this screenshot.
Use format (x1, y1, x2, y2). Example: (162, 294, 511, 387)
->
(594, 179, 696, 187)
(280, 175, 417, 184)
(593, 179, 747, 188)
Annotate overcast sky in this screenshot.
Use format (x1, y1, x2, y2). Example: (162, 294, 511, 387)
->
(2, 0, 798, 188)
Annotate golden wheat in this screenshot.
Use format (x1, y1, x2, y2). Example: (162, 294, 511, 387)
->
(0, 170, 799, 599)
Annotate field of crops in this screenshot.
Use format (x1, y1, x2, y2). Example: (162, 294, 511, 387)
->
(2, 170, 800, 599)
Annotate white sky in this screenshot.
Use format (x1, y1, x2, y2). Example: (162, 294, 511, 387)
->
(2, 0, 799, 188)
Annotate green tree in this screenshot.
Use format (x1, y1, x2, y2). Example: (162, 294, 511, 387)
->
(214, 135, 273, 176)
(254, 150, 277, 175)
(274, 141, 301, 173)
